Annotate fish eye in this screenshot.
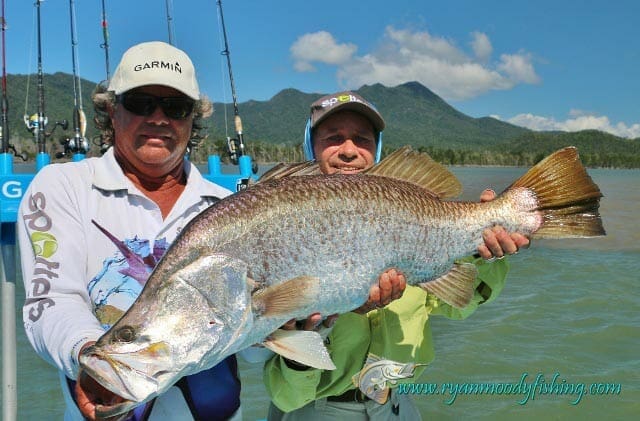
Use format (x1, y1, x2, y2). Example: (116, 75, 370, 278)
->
(115, 326, 136, 343)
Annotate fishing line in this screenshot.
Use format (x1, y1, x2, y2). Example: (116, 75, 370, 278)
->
(69, 0, 82, 111)
(24, 4, 37, 118)
(216, 2, 231, 139)
(165, 0, 175, 46)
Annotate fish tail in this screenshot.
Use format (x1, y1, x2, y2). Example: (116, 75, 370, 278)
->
(507, 147, 605, 239)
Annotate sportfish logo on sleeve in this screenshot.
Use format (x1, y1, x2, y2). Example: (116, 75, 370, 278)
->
(23, 192, 60, 322)
(30, 232, 58, 258)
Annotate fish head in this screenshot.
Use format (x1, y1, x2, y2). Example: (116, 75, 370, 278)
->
(79, 253, 255, 409)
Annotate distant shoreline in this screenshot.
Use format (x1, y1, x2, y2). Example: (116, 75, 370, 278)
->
(8, 160, 639, 171)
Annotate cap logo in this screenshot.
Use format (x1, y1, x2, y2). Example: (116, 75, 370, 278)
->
(133, 61, 182, 74)
(320, 94, 365, 109)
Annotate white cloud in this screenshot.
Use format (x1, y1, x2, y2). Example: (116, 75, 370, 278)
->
(497, 52, 540, 84)
(290, 26, 540, 101)
(497, 111, 640, 139)
(290, 31, 357, 72)
(471, 31, 492, 62)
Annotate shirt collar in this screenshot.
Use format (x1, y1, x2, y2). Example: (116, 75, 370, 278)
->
(92, 147, 232, 200)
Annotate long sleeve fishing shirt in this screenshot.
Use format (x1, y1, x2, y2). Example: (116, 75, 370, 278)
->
(17, 147, 235, 420)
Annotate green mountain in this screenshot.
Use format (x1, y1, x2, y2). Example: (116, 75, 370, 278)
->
(209, 81, 531, 150)
(3, 72, 99, 144)
(210, 81, 638, 166)
(2, 74, 637, 167)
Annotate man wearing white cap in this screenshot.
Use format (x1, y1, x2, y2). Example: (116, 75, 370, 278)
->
(18, 41, 242, 420)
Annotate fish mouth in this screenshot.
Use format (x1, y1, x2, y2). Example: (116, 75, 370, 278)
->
(79, 345, 168, 404)
(95, 400, 139, 419)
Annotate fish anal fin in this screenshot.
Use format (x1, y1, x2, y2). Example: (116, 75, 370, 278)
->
(365, 146, 462, 199)
(419, 262, 478, 308)
(263, 329, 336, 370)
(252, 275, 320, 317)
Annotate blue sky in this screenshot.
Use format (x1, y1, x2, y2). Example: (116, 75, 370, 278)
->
(3, 0, 639, 138)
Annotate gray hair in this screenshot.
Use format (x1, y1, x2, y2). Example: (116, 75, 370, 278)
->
(91, 81, 213, 147)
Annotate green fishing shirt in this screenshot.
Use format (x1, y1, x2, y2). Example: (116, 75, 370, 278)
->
(263, 257, 509, 412)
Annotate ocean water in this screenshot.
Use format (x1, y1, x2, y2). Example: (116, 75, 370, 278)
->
(2, 166, 639, 420)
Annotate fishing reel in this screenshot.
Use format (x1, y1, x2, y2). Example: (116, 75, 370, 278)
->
(0, 123, 27, 161)
(92, 135, 110, 155)
(24, 115, 68, 138)
(56, 133, 89, 158)
(226, 136, 242, 165)
(226, 136, 258, 174)
(6, 143, 28, 162)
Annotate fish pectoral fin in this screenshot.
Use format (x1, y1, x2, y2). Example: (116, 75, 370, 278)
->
(419, 262, 478, 308)
(263, 329, 336, 370)
(367, 386, 391, 405)
(251, 275, 321, 317)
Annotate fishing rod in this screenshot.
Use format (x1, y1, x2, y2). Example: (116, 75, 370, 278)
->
(100, 0, 110, 80)
(0, 0, 22, 162)
(24, 0, 67, 169)
(216, 0, 247, 166)
(165, 0, 175, 45)
(57, 0, 88, 160)
(94, 0, 111, 154)
(0, 0, 20, 160)
(0, 1, 7, 155)
(1, 5, 18, 421)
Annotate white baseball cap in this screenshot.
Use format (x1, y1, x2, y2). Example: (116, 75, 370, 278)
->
(108, 41, 200, 99)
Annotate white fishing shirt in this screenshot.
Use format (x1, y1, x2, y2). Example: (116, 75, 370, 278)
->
(17, 147, 232, 418)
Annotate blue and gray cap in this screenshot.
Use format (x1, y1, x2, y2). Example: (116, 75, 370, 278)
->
(303, 91, 385, 162)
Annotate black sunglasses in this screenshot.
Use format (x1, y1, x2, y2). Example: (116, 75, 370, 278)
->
(117, 92, 195, 120)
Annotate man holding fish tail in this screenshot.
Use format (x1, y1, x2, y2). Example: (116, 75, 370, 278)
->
(264, 91, 529, 420)
(18, 42, 244, 421)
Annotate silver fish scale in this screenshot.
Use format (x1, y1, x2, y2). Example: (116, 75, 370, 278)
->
(156, 174, 507, 337)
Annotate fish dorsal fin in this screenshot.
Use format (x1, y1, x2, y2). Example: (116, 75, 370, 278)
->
(263, 329, 336, 370)
(419, 262, 478, 308)
(365, 146, 462, 199)
(364, 353, 382, 365)
(257, 161, 322, 183)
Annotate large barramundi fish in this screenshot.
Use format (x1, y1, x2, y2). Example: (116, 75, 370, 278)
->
(80, 146, 604, 417)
